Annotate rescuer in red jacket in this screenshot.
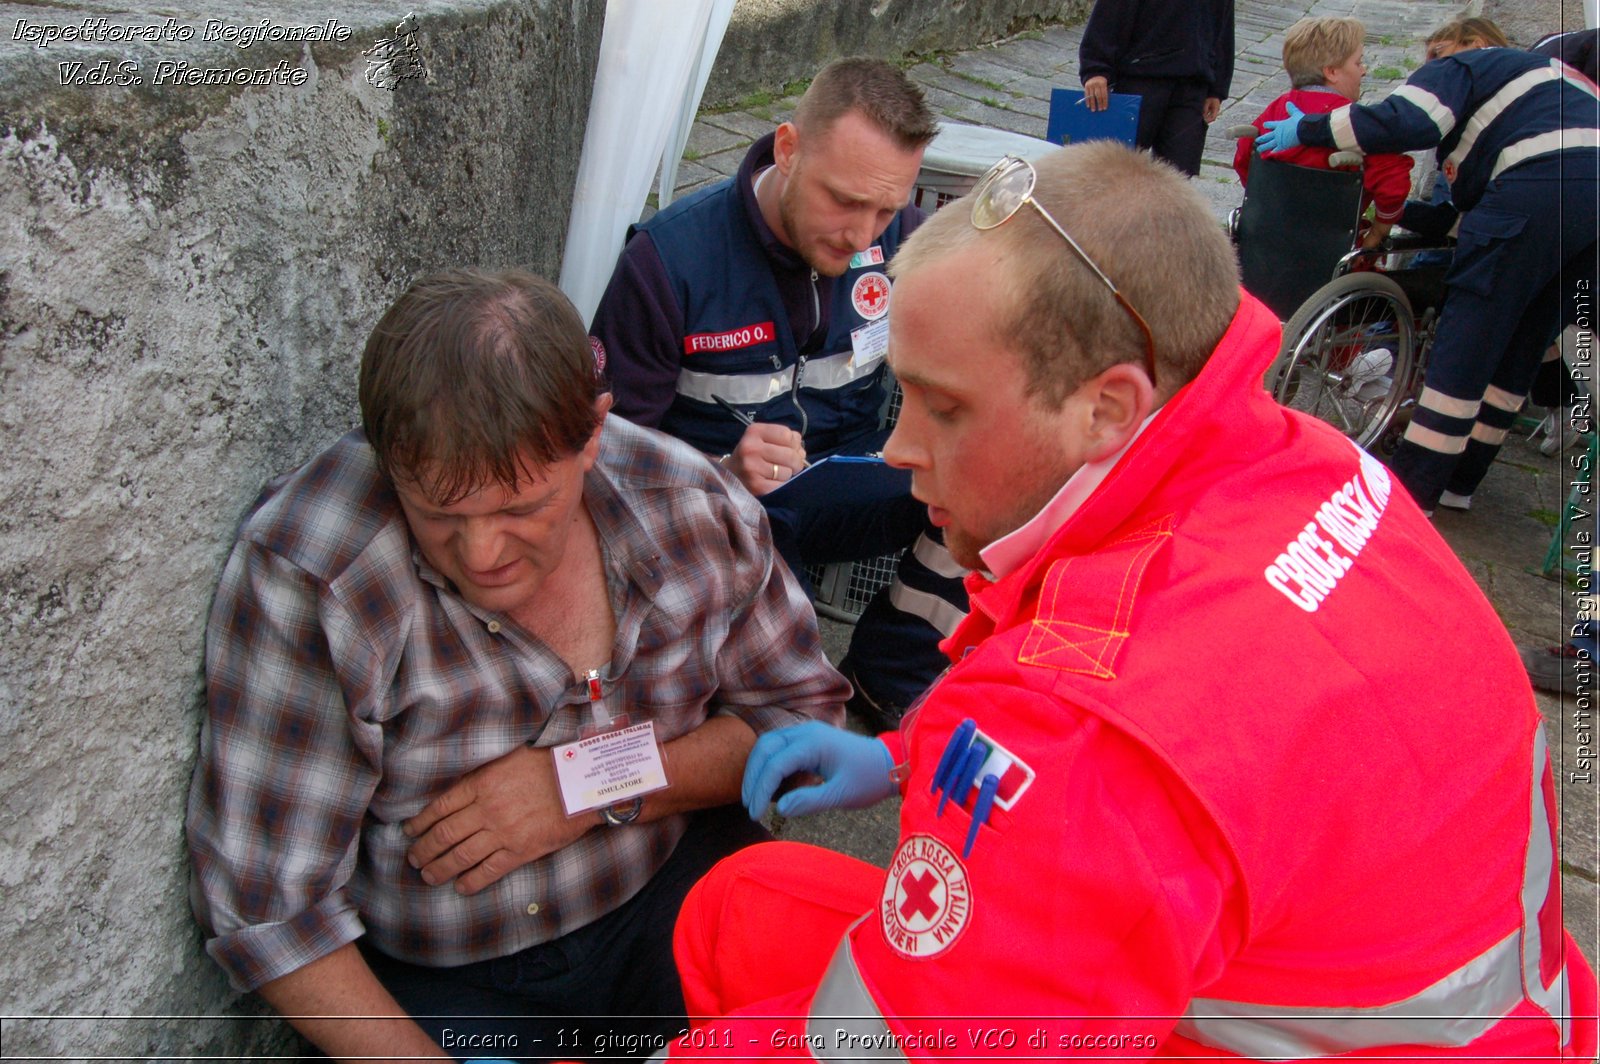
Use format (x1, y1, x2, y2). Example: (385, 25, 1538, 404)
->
(654, 141, 1597, 1061)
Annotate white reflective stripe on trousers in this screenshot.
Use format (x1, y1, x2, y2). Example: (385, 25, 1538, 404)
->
(887, 533, 971, 637)
(677, 349, 870, 406)
(912, 531, 968, 580)
(889, 582, 967, 638)
(807, 926, 909, 1063)
(1176, 727, 1570, 1059)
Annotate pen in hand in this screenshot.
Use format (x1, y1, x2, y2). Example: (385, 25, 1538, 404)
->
(712, 393, 755, 427)
(711, 394, 810, 471)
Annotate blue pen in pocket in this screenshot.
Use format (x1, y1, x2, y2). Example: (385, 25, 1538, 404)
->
(930, 718, 976, 800)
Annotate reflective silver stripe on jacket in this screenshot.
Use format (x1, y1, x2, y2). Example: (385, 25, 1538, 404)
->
(807, 927, 909, 1063)
(1491, 127, 1600, 182)
(1521, 726, 1571, 1044)
(1447, 61, 1600, 180)
(678, 349, 872, 406)
(1176, 728, 1571, 1059)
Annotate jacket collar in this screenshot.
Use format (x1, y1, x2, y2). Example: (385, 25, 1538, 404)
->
(967, 291, 1279, 627)
(736, 132, 809, 273)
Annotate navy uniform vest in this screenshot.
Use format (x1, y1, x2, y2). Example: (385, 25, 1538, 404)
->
(634, 176, 911, 456)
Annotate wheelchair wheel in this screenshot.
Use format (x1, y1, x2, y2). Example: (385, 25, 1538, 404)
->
(1267, 272, 1415, 452)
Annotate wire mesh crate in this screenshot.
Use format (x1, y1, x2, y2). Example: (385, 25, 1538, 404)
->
(912, 121, 1059, 210)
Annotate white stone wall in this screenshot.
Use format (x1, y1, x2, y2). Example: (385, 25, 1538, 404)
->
(0, 3, 601, 1056)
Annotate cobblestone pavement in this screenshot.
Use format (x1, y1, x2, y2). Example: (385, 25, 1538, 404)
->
(672, 0, 1598, 965)
(1484, 0, 1588, 48)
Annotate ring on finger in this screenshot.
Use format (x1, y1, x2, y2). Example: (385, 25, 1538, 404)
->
(772, 463, 781, 481)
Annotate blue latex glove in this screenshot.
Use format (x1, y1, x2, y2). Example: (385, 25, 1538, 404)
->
(1255, 100, 1305, 155)
(742, 721, 895, 820)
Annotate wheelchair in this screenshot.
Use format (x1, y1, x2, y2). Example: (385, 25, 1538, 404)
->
(1227, 139, 1454, 455)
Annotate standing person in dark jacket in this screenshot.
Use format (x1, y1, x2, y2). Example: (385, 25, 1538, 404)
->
(1079, 0, 1235, 176)
(1256, 16, 1599, 514)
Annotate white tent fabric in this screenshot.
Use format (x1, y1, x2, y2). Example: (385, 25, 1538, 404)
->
(558, 0, 735, 327)
(658, 0, 737, 209)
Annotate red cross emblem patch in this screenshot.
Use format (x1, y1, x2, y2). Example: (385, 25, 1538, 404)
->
(880, 834, 971, 959)
(851, 271, 891, 321)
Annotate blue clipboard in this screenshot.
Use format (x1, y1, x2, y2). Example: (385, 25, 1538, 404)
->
(763, 438, 910, 510)
(1047, 87, 1141, 147)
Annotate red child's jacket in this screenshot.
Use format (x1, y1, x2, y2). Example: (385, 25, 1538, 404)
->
(1236, 87, 1415, 222)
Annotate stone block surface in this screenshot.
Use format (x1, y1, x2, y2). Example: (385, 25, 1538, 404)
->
(704, 0, 1090, 107)
(0, 1, 602, 1056)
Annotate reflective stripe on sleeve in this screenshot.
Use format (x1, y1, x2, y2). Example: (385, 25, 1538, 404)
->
(677, 349, 873, 406)
(807, 927, 909, 1063)
(1330, 106, 1359, 151)
(1176, 729, 1571, 1058)
(1391, 84, 1456, 139)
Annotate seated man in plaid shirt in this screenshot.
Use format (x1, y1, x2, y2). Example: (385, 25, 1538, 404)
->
(185, 268, 847, 1063)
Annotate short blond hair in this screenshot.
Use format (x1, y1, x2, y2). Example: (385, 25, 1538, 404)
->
(890, 143, 1239, 406)
(1282, 17, 1366, 88)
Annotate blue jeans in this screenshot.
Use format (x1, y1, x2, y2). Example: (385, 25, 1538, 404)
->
(359, 805, 768, 1064)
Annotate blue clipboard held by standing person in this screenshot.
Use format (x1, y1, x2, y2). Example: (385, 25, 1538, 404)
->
(1047, 87, 1141, 147)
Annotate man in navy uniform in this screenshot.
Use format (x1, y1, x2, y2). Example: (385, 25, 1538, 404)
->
(589, 57, 967, 725)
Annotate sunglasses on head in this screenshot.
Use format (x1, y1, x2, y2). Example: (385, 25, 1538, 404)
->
(970, 155, 1157, 386)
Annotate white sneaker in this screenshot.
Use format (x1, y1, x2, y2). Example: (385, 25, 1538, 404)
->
(1536, 413, 1589, 457)
(1348, 348, 1394, 401)
(1536, 412, 1560, 456)
(1438, 490, 1473, 511)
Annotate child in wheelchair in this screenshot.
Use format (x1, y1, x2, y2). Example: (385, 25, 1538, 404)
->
(1234, 17, 1412, 252)
(1224, 19, 1466, 456)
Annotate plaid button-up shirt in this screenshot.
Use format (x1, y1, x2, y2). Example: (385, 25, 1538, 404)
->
(186, 417, 846, 992)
